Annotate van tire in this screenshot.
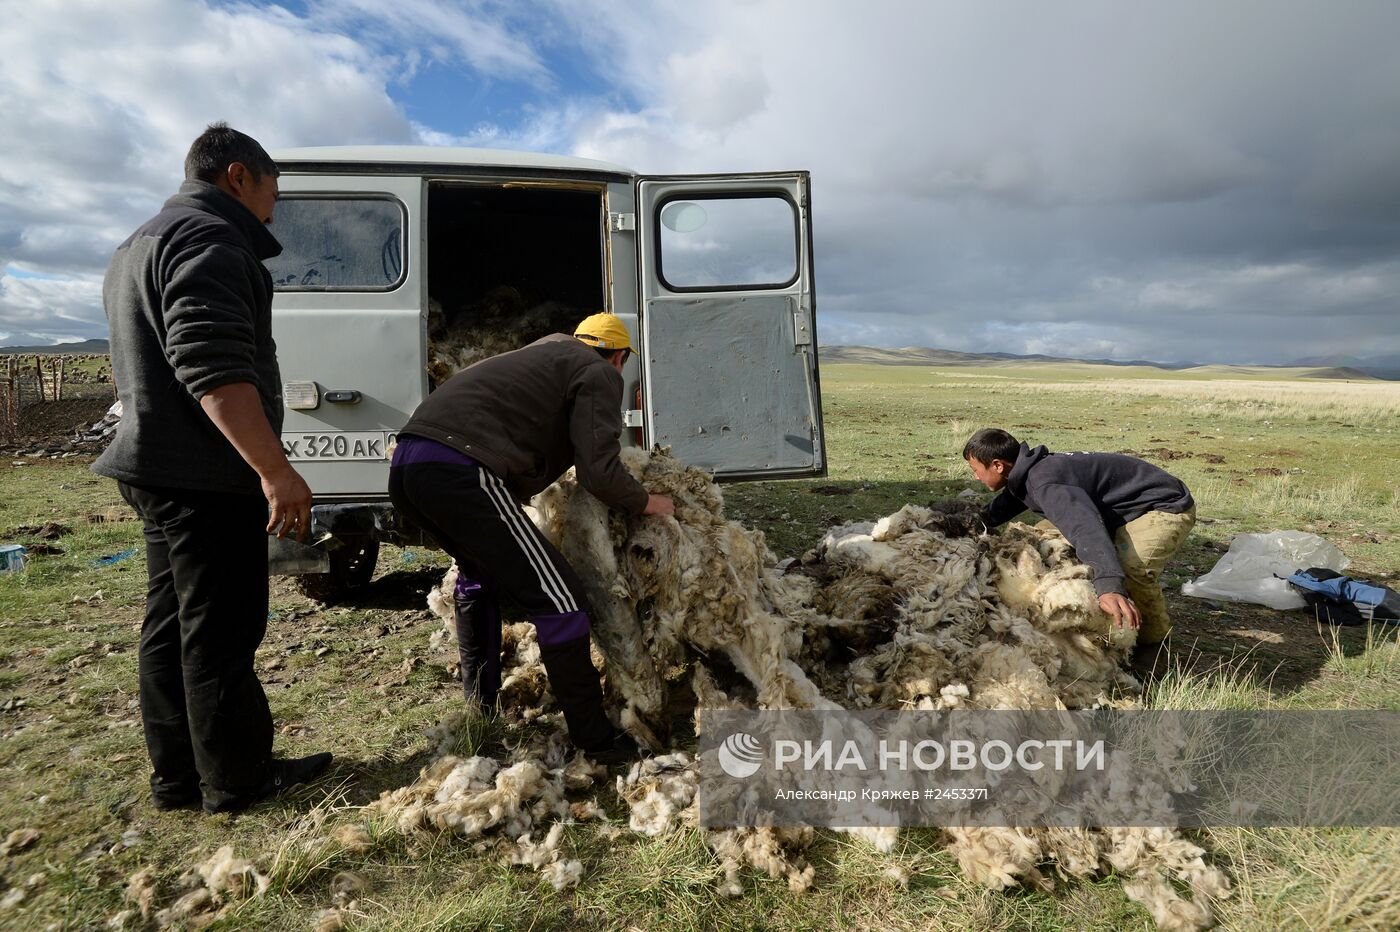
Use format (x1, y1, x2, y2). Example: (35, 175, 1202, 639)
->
(296, 538, 380, 604)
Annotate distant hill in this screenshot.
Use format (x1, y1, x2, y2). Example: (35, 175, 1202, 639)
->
(818, 345, 1195, 370)
(1288, 353, 1400, 381)
(0, 339, 110, 355)
(1294, 366, 1375, 380)
(819, 345, 1393, 380)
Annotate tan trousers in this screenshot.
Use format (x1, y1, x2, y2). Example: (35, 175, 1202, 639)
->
(1036, 506, 1196, 644)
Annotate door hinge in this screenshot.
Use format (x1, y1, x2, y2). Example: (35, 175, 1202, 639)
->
(793, 310, 812, 347)
(609, 212, 636, 232)
(623, 409, 644, 427)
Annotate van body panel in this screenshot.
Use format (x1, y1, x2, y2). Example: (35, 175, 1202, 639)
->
(636, 172, 825, 479)
(268, 174, 424, 500)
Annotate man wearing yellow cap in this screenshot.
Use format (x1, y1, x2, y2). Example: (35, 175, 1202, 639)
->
(388, 314, 674, 764)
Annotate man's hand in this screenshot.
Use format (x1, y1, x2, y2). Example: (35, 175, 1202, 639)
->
(199, 382, 312, 540)
(263, 463, 313, 540)
(643, 494, 675, 517)
(1098, 592, 1141, 629)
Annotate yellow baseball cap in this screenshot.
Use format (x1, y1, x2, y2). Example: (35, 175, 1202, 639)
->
(573, 312, 633, 352)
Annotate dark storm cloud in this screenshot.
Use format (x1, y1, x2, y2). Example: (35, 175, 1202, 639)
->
(3, 1, 1398, 366)
(566, 0, 1400, 365)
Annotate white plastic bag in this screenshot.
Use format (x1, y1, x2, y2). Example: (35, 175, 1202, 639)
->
(1180, 531, 1349, 610)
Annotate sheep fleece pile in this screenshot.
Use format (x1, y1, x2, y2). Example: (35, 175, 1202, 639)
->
(404, 449, 1227, 930)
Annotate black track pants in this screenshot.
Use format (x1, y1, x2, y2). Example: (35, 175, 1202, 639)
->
(117, 482, 274, 808)
(389, 462, 595, 645)
(389, 462, 615, 749)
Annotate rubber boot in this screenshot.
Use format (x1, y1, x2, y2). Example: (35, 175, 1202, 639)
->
(453, 578, 501, 711)
(1130, 638, 1170, 682)
(537, 635, 624, 756)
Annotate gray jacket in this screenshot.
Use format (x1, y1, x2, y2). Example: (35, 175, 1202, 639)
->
(401, 334, 650, 514)
(94, 181, 283, 493)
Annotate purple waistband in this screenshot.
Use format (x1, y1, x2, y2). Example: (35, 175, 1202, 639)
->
(531, 610, 592, 645)
(391, 434, 480, 468)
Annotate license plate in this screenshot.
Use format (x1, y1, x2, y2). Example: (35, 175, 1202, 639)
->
(283, 431, 395, 462)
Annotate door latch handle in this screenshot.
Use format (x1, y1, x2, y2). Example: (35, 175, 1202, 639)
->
(323, 390, 362, 404)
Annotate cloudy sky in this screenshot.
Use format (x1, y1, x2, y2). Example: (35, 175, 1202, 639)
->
(2, 0, 1398, 365)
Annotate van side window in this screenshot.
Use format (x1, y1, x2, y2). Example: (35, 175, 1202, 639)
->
(656, 194, 797, 291)
(265, 197, 405, 291)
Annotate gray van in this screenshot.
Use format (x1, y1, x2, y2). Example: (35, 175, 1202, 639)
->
(264, 146, 825, 596)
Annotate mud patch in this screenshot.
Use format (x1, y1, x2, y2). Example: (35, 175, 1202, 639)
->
(7, 522, 70, 540)
(1141, 447, 1191, 460)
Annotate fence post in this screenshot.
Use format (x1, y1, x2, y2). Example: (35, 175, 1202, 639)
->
(2, 358, 10, 440)
(2, 356, 17, 440)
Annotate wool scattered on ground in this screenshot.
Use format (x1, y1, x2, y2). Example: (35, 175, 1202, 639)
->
(397, 450, 1227, 929)
(116, 450, 1227, 930)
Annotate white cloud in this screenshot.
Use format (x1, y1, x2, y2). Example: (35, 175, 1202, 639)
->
(409, 99, 598, 154)
(542, 0, 1400, 364)
(0, 273, 106, 345)
(306, 0, 551, 86)
(662, 41, 769, 132)
(308, 0, 550, 85)
(0, 0, 417, 342)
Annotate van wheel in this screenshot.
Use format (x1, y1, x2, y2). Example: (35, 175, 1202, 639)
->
(296, 538, 380, 604)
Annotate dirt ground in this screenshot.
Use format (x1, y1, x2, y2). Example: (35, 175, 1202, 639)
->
(1164, 555, 1377, 693)
(10, 397, 113, 443)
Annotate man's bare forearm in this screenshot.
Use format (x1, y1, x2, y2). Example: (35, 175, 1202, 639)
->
(199, 382, 312, 539)
(199, 382, 292, 479)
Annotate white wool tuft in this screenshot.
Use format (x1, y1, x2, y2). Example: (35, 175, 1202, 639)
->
(124, 867, 158, 920)
(197, 845, 269, 900)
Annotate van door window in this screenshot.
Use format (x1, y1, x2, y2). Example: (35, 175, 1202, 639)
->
(266, 197, 405, 291)
(656, 194, 797, 291)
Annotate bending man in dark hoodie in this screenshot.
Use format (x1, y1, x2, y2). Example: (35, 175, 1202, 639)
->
(962, 428, 1196, 666)
(388, 312, 674, 764)
(95, 124, 331, 812)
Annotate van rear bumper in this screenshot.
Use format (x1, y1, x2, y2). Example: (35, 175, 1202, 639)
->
(267, 501, 435, 576)
(311, 501, 429, 545)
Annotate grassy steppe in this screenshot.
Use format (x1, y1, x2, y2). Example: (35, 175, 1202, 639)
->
(0, 362, 1396, 930)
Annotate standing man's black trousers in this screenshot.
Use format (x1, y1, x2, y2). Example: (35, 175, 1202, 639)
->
(117, 482, 274, 809)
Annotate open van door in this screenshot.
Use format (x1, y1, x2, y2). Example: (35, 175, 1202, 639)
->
(637, 173, 825, 479)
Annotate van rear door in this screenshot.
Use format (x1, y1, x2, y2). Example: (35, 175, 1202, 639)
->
(266, 174, 423, 500)
(636, 173, 825, 479)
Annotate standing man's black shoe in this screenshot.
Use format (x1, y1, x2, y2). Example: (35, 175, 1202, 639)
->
(152, 789, 202, 811)
(203, 753, 334, 814)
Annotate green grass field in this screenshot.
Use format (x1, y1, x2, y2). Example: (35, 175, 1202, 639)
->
(1, 362, 1397, 930)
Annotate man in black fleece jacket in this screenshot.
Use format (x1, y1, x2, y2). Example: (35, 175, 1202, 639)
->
(963, 428, 1196, 662)
(94, 124, 330, 812)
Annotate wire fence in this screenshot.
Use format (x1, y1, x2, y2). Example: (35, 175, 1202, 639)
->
(2, 354, 116, 443)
